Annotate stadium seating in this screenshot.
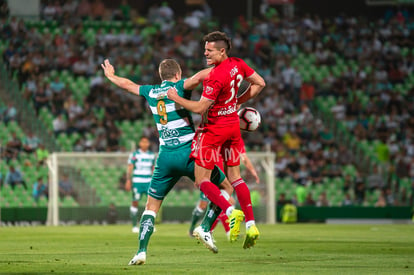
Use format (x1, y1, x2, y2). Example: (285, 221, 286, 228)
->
(1, 9, 413, 210)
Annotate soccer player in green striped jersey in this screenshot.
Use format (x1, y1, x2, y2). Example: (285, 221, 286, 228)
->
(126, 136, 155, 233)
(101, 59, 236, 265)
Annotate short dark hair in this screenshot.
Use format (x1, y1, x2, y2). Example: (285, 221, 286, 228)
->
(158, 59, 181, 81)
(203, 31, 232, 53)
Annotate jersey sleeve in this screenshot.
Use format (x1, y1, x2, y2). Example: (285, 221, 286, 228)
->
(202, 78, 222, 101)
(240, 59, 255, 78)
(175, 79, 189, 97)
(138, 85, 150, 99)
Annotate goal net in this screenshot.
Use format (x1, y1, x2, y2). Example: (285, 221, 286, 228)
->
(46, 151, 275, 225)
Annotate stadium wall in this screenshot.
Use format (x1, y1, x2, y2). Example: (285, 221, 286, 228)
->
(1, 206, 411, 224)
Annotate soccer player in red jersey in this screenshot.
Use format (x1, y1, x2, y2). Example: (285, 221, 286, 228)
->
(168, 31, 265, 249)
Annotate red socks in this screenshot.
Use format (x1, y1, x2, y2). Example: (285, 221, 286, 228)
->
(210, 212, 230, 233)
(199, 181, 232, 212)
(218, 212, 230, 232)
(232, 178, 254, 222)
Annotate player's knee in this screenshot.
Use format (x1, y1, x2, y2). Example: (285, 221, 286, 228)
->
(199, 200, 208, 209)
(220, 180, 233, 195)
(131, 201, 138, 207)
(195, 178, 211, 188)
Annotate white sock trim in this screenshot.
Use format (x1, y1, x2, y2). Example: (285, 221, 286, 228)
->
(221, 189, 230, 201)
(142, 210, 156, 218)
(225, 206, 234, 217)
(246, 220, 255, 229)
(196, 206, 205, 213)
(130, 206, 138, 214)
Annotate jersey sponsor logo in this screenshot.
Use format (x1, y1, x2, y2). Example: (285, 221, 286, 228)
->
(149, 87, 170, 99)
(205, 86, 213, 95)
(160, 126, 180, 139)
(217, 103, 237, 116)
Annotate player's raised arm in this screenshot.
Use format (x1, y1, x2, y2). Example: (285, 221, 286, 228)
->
(237, 72, 266, 105)
(167, 88, 213, 114)
(101, 59, 140, 96)
(183, 67, 213, 90)
(241, 153, 260, 184)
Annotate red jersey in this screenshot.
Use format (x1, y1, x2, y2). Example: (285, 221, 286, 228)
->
(201, 57, 255, 126)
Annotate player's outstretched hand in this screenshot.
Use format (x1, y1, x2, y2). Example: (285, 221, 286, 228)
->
(166, 87, 179, 101)
(254, 173, 260, 184)
(101, 59, 115, 78)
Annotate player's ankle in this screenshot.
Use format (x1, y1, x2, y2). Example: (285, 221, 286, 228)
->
(225, 206, 235, 217)
(246, 220, 255, 229)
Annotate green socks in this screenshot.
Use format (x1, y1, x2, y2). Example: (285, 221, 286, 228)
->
(137, 210, 156, 253)
(189, 206, 205, 233)
(200, 203, 221, 232)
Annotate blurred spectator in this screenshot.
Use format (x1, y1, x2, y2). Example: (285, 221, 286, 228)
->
(52, 113, 67, 136)
(4, 132, 22, 162)
(23, 131, 40, 153)
(296, 164, 309, 185)
(319, 128, 334, 146)
(50, 76, 65, 94)
(284, 131, 301, 155)
(323, 158, 343, 178)
(106, 202, 118, 224)
(92, 0, 106, 20)
(375, 190, 387, 207)
(35, 144, 49, 166)
(277, 193, 289, 208)
(366, 166, 386, 190)
(117, 0, 131, 21)
(2, 102, 17, 124)
(295, 184, 307, 206)
(337, 145, 353, 166)
(77, 0, 91, 20)
(342, 193, 353, 206)
(354, 181, 366, 205)
(5, 165, 27, 190)
(62, 0, 78, 18)
(343, 174, 354, 192)
(32, 85, 50, 114)
(58, 174, 78, 200)
(309, 162, 323, 184)
(304, 193, 316, 206)
(0, 0, 9, 19)
(32, 177, 48, 202)
(384, 187, 395, 206)
(107, 131, 120, 152)
(316, 192, 330, 207)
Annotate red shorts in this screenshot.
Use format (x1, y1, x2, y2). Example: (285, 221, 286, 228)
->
(191, 123, 243, 170)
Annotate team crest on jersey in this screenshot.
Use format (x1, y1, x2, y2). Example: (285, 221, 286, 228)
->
(205, 86, 213, 95)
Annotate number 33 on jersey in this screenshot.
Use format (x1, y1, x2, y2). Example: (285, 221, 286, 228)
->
(201, 57, 255, 126)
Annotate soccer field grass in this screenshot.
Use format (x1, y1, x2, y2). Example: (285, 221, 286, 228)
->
(1, 223, 413, 274)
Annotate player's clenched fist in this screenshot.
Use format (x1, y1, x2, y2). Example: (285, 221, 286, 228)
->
(166, 87, 179, 101)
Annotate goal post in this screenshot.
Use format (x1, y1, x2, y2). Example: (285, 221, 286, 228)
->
(46, 151, 276, 226)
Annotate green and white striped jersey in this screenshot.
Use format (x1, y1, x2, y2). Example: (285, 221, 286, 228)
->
(127, 149, 156, 184)
(139, 79, 195, 149)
